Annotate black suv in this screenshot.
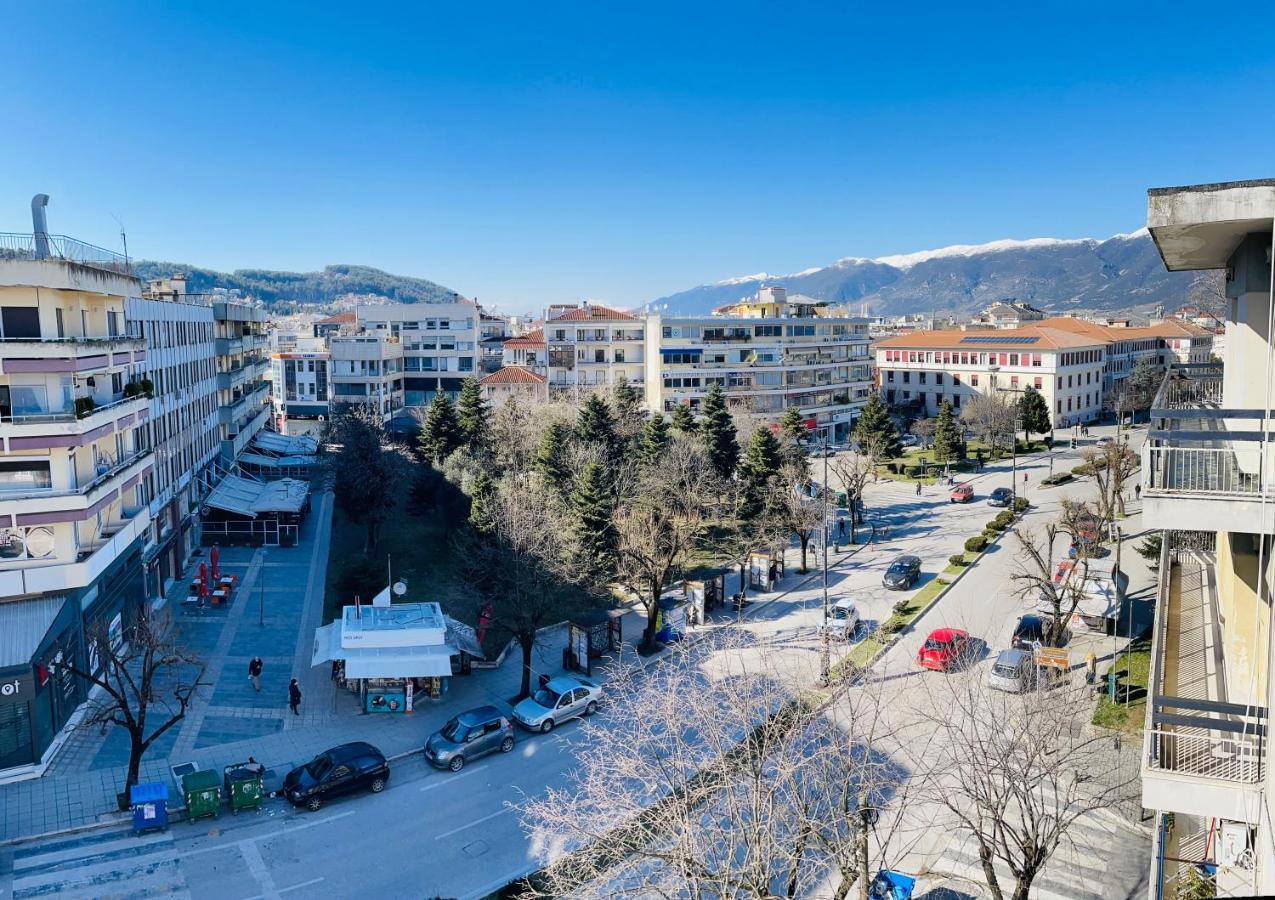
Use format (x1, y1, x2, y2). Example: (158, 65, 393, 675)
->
(987, 487, 1014, 507)
(284, 741, 389, 811)
(882, 555, 922, 590)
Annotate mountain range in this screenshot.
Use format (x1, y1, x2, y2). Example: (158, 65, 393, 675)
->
(653, 230, 1221, 319)
(130, 261, 458, 306)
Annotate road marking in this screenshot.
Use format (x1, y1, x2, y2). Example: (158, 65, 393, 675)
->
(13, 829, 173, 871)
(243, 876, 324, 900)
(239, 839, 281, 900)
(433, 806, 514, 841)
(420, 768, 480, 791)
(184, 810, 357, 859)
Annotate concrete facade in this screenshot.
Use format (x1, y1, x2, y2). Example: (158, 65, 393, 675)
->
(356, 301, 479, 407)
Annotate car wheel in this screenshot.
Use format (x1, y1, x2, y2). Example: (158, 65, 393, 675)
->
(448, 756, 465, 773)
(306, 795, 323, 812)
(585, 700, 598, 716)
(500, 736, 515, 753)
(540, 718, 555, 733)
(370, 775, 387, 793)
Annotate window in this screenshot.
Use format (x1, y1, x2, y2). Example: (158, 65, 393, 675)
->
(919, 372, 927, 384)
(952, 373, 961, 386)
(902, 372, 910, 384)
(0, 461, 51, 493)
(1033, 376, 1042, 389)
(886, 371, 895, 383)
(1, 307, 41, 340)
(594, 349, 605, 363)
(1010, 376, 1018, 388)
(935, 373, 944, 385)
(970, 374, 979, 387)
(614, 349, 625, 363)
(0, 526, 55, 560)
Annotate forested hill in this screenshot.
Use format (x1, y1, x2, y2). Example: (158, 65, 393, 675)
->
(130, 261, 459, 305)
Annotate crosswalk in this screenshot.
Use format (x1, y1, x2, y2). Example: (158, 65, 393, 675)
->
(5, 829, 190, 899)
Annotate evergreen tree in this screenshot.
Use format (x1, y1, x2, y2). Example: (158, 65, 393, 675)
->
(610, 375, 644, 438)
(931, 398, 966, 464)
(456, 376, 490, 454)
(669, 403, 696, 434)
(468, 471, 495, 534)
(534, 422, 570, 489)
(570, 461, 618, 585)
(739, 426, 783, 516)
(778, 406, 811, 477)
(699, 382, 740, 479)
(577, 393, 617, 449)
(638, 412, 670, 469)
(1018, 386, 1052, 442)
(852, 393, 902, 459)
(418, 391, 462, 464)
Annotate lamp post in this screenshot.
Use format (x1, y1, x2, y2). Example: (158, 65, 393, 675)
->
(819, 430, 831, 686)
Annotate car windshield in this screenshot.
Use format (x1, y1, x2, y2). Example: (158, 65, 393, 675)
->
(888, 564, 906, 575)
(440, 718, 464, 742)
(923, 638, 949, 651)
(832, 606, 852, 620)
(533, 688, 561, 708)
(305, 754, 332, 780)
(992, 663, 1019, 677)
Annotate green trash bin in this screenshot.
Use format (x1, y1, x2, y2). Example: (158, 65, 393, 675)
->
(181, 769, 222, 822)
(224, 761, 265, 812)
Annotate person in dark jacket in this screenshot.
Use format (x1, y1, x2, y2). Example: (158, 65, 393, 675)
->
(288, 678, 302, 715)
(248, 656, 263, 692)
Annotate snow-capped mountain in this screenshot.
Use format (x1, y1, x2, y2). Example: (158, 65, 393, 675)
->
(653, 229, 1217, 317)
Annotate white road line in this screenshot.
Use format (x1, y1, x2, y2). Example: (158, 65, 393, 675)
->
(242, 876, 324, 900)
(13, 830, 173, 871)
(184, 809, 357, 859)
(239, 839, 281, 900)
(433, 806, 514, 841)
(420, 768, 479, 791)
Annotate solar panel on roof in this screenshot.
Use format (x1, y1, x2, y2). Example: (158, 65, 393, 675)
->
(958, 335, 1040, 345)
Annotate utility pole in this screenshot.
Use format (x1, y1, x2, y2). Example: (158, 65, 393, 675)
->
(820, 431, 831, 686)
(259, 549, 266, 627)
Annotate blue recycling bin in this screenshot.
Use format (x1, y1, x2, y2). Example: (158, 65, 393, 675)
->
(130, 782, 169, 834)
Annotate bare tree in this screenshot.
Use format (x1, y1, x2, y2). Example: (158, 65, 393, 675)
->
(909, 672, 1136, 900)
(614, 435, 716, 653)
(489, 395, 538, 475)
(54, 609, 204, 797)
(1083, 440, 1139, 603)
(768, 463, 825, 573)
(961, 393, 1017, 455)
(1009, 499, 1096, 645)
(830, 440, 884, 544)
(521, 632, 912, 899)
(909, 417, 935, 449)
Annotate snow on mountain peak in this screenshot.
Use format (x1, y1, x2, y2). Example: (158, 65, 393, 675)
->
(872, 236, 1097, 270)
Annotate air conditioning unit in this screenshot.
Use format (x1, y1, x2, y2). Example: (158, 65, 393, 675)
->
(1217, 820, 1253, 869)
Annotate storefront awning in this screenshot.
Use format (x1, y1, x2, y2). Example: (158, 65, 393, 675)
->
(312, 623, 341, 667)
(444, 616, 485, 659)
(0, 596, 66, 668)
(253, 431, 319, 456)
(205, 475, 309, 518)
(342, 645, 455, 679)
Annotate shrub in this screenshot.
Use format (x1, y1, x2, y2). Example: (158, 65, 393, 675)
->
(905, 465, 922, 478)
(964, 535, 989, 553)
(891, 598, 911, 616)
(948, 553, 967, 568)
(74, 397, 96, 419)
(1013, 497, 1029, 512)
(993, 511, 1014, 527)
(925, 466, 940, 477)
(985, 518, 1006, 532)
(990, 448, 1005, 460)
(1072, 464, 1092, 476)
(1041, 473, 1074, 486)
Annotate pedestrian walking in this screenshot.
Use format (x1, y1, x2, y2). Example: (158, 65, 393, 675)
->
(288, 678, 302, 716)
(915, 481, 922, 497)
(837, 517, 846, 540)
(248, 656, 263, 692)
(1086, 649, 1097, 686)
(1023, 472, 1029, 485)
(1135, 483, 1142, 501)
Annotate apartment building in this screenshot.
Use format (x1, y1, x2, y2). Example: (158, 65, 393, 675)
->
(644, 288, 872, 442)
(356, 301, 479, 406)
(213, 302, 270, 466)
(0, 223, 153, 779)
(479, 310, 509, 373)
(127, 277, 218, 602)
(875, 327, 1108, 427)
(543, 303, 645, 393)
(271, 351, 330, 421)
(972, 300, 1046, 328)
(328, 334, 404, 422)
(1139, 178, 1275, 897)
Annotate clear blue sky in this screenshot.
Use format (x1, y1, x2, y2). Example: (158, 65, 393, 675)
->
(2, 3, 1273, 313)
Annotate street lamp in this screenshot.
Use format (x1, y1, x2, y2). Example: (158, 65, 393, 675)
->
(819, 430, 831, 686)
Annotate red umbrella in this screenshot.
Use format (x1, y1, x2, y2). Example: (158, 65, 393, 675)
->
(210, 545, 220, 582)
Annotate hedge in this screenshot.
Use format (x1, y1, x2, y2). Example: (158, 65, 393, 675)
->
(985, 518, 1007, 532)
(906, 465, 923, 478)
(926, 466, 941, 477)
(964, 535, 989, 553)
(993, 511, 1013, 526)
(948, 554, 967, 568)
(1013, 497, 1030, 512)
(1041, 473, 1074, 486)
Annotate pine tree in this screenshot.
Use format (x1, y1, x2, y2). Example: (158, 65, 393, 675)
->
(699, 382, 740, 479)
(931, 398, 966, 464)
(468, 471, 495, 534)
(419, 391, 462, 464)
(577, 393, 617, 449)
(1018, 386, 1052, 443)
(852, 393, 902, 459)
(570, 461, 618, 585)
(638, 412, 670, 469)
(739, 426, 783, 516)
(456, 376, 490, 454)
(669, 403, 696, 434)
(778, 406, 810, 477)
(534, 422, 570, 489)
(610, 375, 644, 438)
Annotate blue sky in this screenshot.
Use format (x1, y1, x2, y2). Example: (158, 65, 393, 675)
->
(2, 3, 1273, 313)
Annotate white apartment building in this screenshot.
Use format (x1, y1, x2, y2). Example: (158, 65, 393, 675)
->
(213, 302, 270, 466)
(543, 303, 646, 393)
(356, 301, 479, 407)
(0, 217, 153, 779)
(644, 288, 872, 442)
(1139, 178, 1275, 898)
(328, 334, 404, 422)
(271, 351, 330, 421)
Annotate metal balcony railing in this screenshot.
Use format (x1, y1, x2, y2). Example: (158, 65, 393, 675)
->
(1146, 729, 1263, 783)
(0, 232, 132, 275)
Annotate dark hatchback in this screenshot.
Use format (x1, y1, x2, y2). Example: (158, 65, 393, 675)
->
(1011, 614, 1047, 649)
(284, 741, 389, 811)
(882, 555, 922, 590)
(987, 487, 1014, 507)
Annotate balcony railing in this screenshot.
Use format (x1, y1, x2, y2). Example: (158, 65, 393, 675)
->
(0, 232, 132, 275)
(1146, 729, 1263, 783)
(1143, 445, 1270, 497)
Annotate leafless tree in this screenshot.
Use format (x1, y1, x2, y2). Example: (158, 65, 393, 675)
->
(909, 417, 935, 449)
(768, 463, 825, 573)
(961, 393, 1018, 455)
(1083, 440, 1139, 602)
(54, 608, 204, 795)
(830, 440, 885, 544)
(909, 671, 1136, 900)
(705, 475, 787, 603)
(489, 395, 538, 475)
(1009, 498, 1098, 645)
(521, 632, 913, 899)
(614, 435, 716, 652)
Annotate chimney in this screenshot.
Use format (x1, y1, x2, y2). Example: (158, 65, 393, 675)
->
(31, 194, 50, 260)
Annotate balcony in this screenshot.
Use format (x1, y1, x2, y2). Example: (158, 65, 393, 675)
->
(216, 356, 268, 391)
(0, 393, 149, 443)
(0, 335, 146, 374)
(219, 384, 269, 426)
(1142, 542, 1266, 824)
(215, 332, 268, 356)
(0, 232, 132, 276)
(0, 448, 152, 516)
(1142, 364, 1275, 534)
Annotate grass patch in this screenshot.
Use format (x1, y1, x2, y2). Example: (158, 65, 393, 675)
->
(1091, 633, 1152, 734)
(833, 577, 954, 676)
(943, 549, 980, 574)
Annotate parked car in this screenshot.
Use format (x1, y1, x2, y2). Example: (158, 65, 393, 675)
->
(882, 555, 922, 590)
(424, 706, 515, 772)
(284, 742, 389, 811)
(512, 675, 602, 733)
(899, 434, 921, 448)
(987, 487, 1014, 507)
(949, 483, 973, 503)
(988, 648, 1036, 693)
(1010, 614, 1046, 649)
(916, 627, 972, 671)
(822, 598, 861, 640)
(807, 444, 836, 458)
(1096, 436, 1114, 447)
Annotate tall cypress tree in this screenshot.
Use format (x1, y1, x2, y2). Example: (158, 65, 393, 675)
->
(739, 426, 783, 515)
(853, 393, 902, 459)
(534, 422, 570, 489)
(570, 461, 618, 585)
(699, 382, 740, 479)
(638, 412, 670, 469)
(610, 375, 644, 439)
(669, 403, 696, 434)
(419, 391, 462, 464)
(1018, 387, 1052, 442)
(932, 398, 966, 464)
(778, 406, 810, 477)
(456, 376, 490, 454)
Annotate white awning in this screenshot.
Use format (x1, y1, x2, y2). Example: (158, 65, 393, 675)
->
(311, 623, 341, 667)
(253, 431, 319, 456)
(205, 474, 310, 517)
(342, 645, 456, 679)
(239, 451, 314, 469)
(444, 615, 485, 659)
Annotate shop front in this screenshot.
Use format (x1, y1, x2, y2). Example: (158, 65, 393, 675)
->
(0, 595, 79, 777)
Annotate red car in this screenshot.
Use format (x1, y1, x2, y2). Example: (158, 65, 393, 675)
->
(949, 483, 973, 503)
(917, 628, 972, 671)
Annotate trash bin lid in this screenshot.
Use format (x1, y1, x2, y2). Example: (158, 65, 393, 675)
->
(227, 768, 257, 781)
(181, 770, 221, 792)
(130, 782, 168, 803)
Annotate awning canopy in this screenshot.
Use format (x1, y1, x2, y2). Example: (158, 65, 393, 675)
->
(0, 596, 67, 668)
(341, 645, 455, 679)
(312, 623, 341, 667)
(205, 475, 309, 518)
(253, 432, 318, 456)
(444, 616, 485, 659)
(239, 451, 315, 469)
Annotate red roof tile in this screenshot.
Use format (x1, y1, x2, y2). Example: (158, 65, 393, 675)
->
(480, 367, 548, 385)
(504, 328, 545, 347)
(547, 304, 638, 322)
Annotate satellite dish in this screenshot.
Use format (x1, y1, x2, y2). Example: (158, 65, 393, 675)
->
(392, 580, 408, 596)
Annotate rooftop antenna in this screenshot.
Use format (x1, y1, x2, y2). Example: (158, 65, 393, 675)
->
(109, 213, 129, 270)
(31, 194, 50, 259)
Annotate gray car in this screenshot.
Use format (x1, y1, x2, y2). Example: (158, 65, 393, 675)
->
(424, 706, 515, 772)
(988, 648, 1036, 693)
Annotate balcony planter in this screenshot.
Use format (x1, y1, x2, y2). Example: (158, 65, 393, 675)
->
(74, 397, 97, 419)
